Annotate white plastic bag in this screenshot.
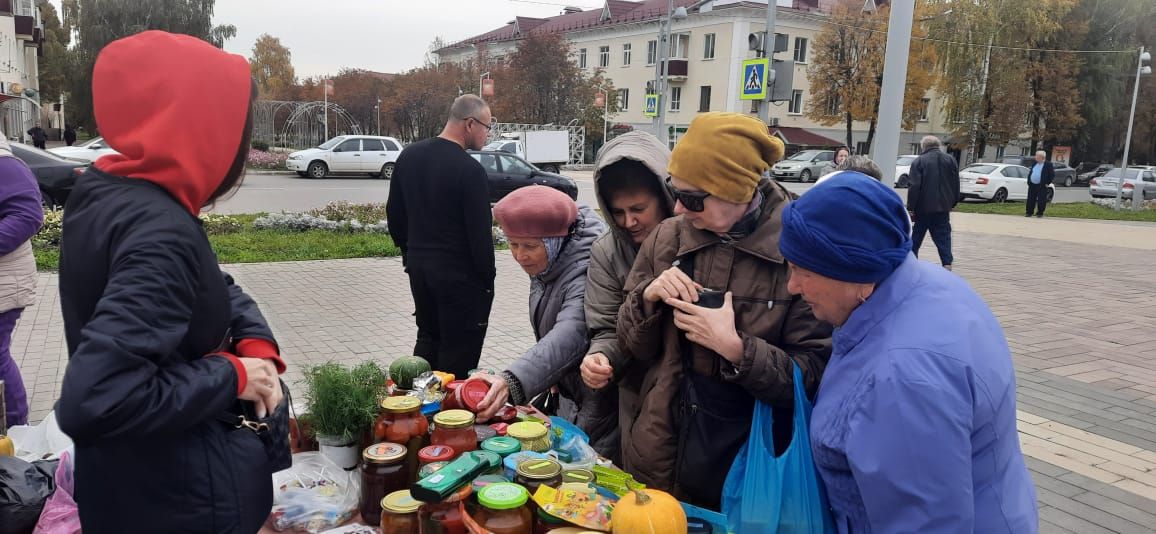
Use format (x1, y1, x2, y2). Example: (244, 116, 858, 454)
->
(8, 412, 73, 462)
(269, 452, 360, 533)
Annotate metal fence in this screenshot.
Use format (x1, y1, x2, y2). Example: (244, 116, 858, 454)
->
(254, 100, 363, 149)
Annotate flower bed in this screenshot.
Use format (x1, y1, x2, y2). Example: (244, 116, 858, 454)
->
(246, 149, 289, 170)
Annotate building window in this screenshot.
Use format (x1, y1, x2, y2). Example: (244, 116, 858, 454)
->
(669, 33, 689, 59)
(951, 108, 965, 124)
(918, 98, 930, 122)
(670, 86, 682, 111)
(856, 141, 869, 155)
(789, 90, 804, 115)
(647, 40, 658, 65)
(579, 48, 587, 69)
(617, 88, 629, 111)
(699, 86, 711, 112)
(910, 143, 921, 154)
(996, 145, 1006, 159)
(704, 33, 716, 60)
(826, 94, 841, 116)
(794, 37, 808, 63)
(623, 43, 632, 66)
(599, 46, 610, 68)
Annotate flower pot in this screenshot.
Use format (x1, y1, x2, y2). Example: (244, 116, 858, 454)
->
(317, 434, 359, 470)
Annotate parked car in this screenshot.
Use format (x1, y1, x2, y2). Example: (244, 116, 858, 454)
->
(959, 163, 1055, 203)
(1075, 163, 1112, 187)
(483, 130, 570, 174)
(998, 156, 1076, 187)
(1089, 167, 1156, 200)
(468, 150, 578, 203)
(770, 150, 835, 183)
(12, 143, 86, 208)
(47, 136, 119, 164)
(285, 135, 403, 179)
(893, 154, 920, 188)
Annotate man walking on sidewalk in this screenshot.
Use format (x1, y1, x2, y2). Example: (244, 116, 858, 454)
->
(907, 135, 960, 271)
(1026, 150, 1054, 218)
(386, 95, 496, 378)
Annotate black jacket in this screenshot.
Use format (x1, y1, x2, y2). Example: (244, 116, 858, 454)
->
(57, 170, 277, 533)
(1027, 161, 1056, 186)
(386, 137, 495, 281)
(908, 147, 961, 214)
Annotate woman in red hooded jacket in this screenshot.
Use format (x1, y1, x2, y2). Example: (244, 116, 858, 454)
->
(55, 31, 286, 532)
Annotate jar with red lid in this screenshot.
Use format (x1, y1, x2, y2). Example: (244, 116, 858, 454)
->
(380, 489, 421, 534)
(431, 410, 478, 457)
(418, 484, 472, 534)
(442, 380, 467, 410)
(359, 442, 409, 527)
(375, 397, 429, 480)
(418, 445, 456, 467)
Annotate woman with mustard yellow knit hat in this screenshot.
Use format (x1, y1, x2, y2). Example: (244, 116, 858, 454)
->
(616, 112, 833, 510)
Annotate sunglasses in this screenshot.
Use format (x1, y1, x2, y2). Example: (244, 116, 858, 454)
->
(467, 117, 493, 131)
(665, 176, 710, 212)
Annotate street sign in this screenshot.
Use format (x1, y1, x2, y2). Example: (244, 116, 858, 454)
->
(644, 93, 659, 117)
(741, 58, 769, 100)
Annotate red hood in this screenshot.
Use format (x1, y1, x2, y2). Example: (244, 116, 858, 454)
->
(92, 31, 252, 215)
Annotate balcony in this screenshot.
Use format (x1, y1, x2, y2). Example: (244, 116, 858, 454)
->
(663, 59, 688, 82)
(14, 15, 33, 39)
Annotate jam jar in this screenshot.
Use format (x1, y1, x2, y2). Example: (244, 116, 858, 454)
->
(419, 445, 456, 468)
(359, 442, 409, 527)
(376, 396, 429, 480)
(473, 482, 533, 534)
(514, 458, 563, 497)
(380, 489, 421, 534)
(431, 410, 479, 456)
(418, 484, 473, 534)
(506, 422, 551, 452)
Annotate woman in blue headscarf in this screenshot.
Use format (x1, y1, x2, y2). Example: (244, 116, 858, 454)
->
(779, 172, 1038, 533)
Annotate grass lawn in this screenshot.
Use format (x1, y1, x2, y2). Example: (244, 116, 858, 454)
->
(954, 201, 1156, 223)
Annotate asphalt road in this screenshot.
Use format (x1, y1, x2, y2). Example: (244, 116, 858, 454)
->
(210, 170, 1095, 215)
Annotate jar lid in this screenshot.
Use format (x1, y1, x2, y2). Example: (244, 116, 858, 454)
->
(458, 378, 491, 411)
(507, 421, 548, 440)
(474, 424, 498, 442)
(481, 436, 522, 456)
(516, 458, 562, 480)
(478, 482, 530, 510)
(471, 474, 510, 494)
(381, 490, 421, 514)
(418, 445, 455, 463)
(433, 409, 476, 429)
(475, 450, 502, 469)
(562, 469, 595, 484)
(381, 396, 422, 413)
(363, 442, 407, 464)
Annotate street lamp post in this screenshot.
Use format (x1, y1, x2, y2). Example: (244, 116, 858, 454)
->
(1116, 46, 1151, 211)
(375, 98, 381, 136)
(653, 1, 687, 145)
(597, 84, 610, 147)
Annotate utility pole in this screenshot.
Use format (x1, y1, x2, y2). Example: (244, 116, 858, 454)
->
(965, 36, 994, 166)
(870, 0, 915, 186)
(654, 0, 673, 143)
(1116, 46, 1151, 210)
(757, 0, 777, 124)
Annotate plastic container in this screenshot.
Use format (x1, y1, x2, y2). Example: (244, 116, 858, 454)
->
(419, 445, 456, 467)
(473, 482, 533, 534)
(359, 442, 409, 527)
(375, 396, 429, 481)
(482, 436, 523, 458)
(431, 410, 479, 457)
(380, 490, 421, 533)
(507, 422, 551, 452)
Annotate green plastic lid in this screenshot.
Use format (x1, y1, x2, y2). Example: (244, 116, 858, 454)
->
(477, 482, 529, 510)
(481, 436, 522, 456)
(475, 450, 503, 469)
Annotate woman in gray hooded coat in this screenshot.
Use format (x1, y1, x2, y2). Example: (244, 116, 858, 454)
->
(474, 185, 606, 433)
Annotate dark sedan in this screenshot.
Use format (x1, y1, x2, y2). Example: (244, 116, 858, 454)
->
(12, 143, 86, 208)
(468, 150, 578, 203)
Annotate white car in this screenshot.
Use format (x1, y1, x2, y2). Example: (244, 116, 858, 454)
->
(893, 154, 919, 188)
(959, 163, 1055, 203)
(286, 135, 404, 179)
(47, 136, 119, 163)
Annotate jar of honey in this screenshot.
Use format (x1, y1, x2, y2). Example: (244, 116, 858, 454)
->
(380, 490, 421, 534)
(473, 482, 533, 534)
(376, 396, 429, 480)
(507, 422, 551, 452)
(431, 410, 478, 456)
(359, 442, 409, 527)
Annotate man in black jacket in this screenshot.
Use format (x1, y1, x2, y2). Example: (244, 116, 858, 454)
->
(1025, 150, 1054, 218)
(387, 95, 496, 378)
(26, 124, 47, 149)
(907, 135, 960, 271)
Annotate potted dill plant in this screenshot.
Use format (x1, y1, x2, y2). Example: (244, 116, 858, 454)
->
(300, 361, 388, 469)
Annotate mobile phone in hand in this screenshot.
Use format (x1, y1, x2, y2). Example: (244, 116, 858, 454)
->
(697, 289, 725, 309)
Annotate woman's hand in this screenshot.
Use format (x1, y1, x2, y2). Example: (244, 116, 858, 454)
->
(472, 372, 510, 422)
(581, 353, 614, 389)
(643, 266, 702, 303)
(666, 292, 744, 364)
(238, 358, 281, 418)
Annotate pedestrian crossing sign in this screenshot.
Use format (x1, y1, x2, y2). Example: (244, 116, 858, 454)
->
(741, 58, 769, 100)
(644, 93, 659, 117)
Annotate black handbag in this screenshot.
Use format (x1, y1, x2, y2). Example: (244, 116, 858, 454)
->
(212, 330, 293, 472)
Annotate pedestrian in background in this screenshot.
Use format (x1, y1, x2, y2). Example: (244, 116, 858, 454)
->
(63, 125, 77, 146)
(907, 135, 959, 271)
(26, 124, 47, 149)
(387, 95, 496, 378)
(1026, 150, 1055, 218)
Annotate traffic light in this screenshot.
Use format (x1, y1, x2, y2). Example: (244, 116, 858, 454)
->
(747, 32, 788, 57)
(1142, 49, 1152, 75)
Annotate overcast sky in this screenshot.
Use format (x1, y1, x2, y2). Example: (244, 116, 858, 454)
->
(48, 0, 596, 77)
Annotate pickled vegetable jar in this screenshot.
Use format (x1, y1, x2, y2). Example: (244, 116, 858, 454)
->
(380, 490, 421, 534)
(473, 482, 532, 534)
(375, 396, 429, 480)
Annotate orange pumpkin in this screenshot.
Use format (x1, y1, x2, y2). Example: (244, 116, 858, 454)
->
(611, 488, 688, 534)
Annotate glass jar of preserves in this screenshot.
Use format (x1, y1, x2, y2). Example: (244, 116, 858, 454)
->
(507, 422, 551, 452)
(418, 484, 473, 534)
(380, 490, 421, 534)
(431, 410, 478, 456)
(359, 442, 409, 527)
(376, 396, 429, 480)
(418, 445, 456, 467)
(473, 482, 532, 534)
(514, 458, 563, 497)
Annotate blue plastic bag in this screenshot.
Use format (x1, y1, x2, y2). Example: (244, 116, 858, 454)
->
(721, 364, 835, 533)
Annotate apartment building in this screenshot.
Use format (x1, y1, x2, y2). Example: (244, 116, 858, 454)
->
(0, 0, 42, 142)
(438, 0, 954, 157)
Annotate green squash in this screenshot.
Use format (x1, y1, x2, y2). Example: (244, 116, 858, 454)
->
(389, 356, 432, 390)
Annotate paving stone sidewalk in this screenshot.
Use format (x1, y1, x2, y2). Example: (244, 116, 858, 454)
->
(11, 229, 1156, 532)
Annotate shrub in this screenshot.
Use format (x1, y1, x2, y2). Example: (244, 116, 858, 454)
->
(199, 213, 244, 235)
(308, 201, 387, 223)
(34, 208, 63, 248)
(251, 140, 270, 152)
(253, 212, 390, 234)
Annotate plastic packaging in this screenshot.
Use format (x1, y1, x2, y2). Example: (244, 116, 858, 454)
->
(0, 455, 56, 534)
(6, 412, 73, 462)
(270, 452, 360, 533)
(32, 449, 79, 534)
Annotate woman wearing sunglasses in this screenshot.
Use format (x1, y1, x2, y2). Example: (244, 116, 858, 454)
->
(616, 112, 833, 509)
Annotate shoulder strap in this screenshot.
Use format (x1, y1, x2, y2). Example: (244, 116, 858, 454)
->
(673, 252, 696, 372)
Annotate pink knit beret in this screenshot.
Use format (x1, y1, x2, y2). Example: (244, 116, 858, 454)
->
(493, 185, 579, 238)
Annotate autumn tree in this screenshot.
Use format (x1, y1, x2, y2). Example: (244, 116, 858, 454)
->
(251, 34, 297, 100)
(379, 64, 473, 142)
(489, 33, 605, 127)
(37, 2, 69, 105)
